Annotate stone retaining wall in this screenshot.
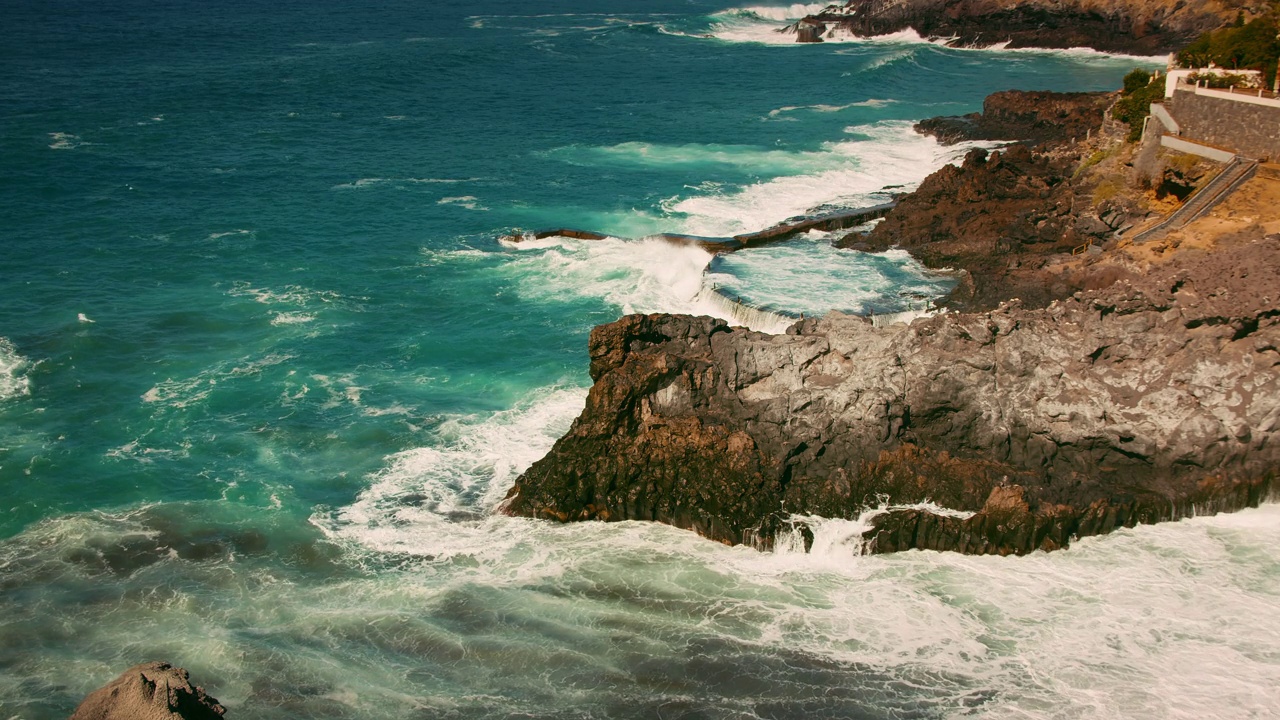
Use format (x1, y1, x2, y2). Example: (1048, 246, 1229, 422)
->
(1171, 89, 1280, 161)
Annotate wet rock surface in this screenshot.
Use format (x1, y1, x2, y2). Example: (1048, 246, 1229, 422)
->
(838, 144, 1088, 311)
(505, 233, 1280, 555)
(70, 662, 225, 720)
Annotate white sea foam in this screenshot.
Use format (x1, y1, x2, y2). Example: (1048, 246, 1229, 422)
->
(332, 177, 481, 190)
(9, 472, 1275, 719)
(314, 385, 589, 559)
(766, 98, 896, 119)
(205, 229, 254, 241)
(507, 236, 711, 311)
(437, 195, 487, 210)
(141, 353, 294, 410)
(502, 234, 796, 332)
(698, 9, 1173, 61)
(662, 121, 987, 237)
(313, 432, 1280, 719)
(47, 132, 87, 150)
(697, 2, 835, 44)
(725, 4, 833, 22)
(227, 282, 354, 308)
(77, 313, 94, 324)
(521, 121, 984, 331)
(706, 236, 954, 317)
(550, 141, 852, 175)
(993, 44, 1169, 64)
(0, 338, 32, 402)
(105, 437, 192, 464)
(550, 120, 983, 239)
(270, 312, 316, 326)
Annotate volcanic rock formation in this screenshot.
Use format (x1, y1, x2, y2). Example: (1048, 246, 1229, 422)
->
(782, 0, 1238, 53)
(504, 231, 1280, 554)
(838, 90, 1154, 311)
(914, 90, 1116, 149)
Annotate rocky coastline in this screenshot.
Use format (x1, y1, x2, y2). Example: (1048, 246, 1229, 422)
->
(503, 89, 1280, 555)
(781, 0, 1234, 53)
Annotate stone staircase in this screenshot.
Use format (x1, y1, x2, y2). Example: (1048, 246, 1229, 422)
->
(1130, 156, 1259, 243)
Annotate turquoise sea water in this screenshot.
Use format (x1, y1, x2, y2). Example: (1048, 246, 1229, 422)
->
(4, 1, 1279, 718)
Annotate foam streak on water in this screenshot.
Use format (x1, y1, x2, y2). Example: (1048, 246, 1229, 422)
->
(0, 338, 32, 402)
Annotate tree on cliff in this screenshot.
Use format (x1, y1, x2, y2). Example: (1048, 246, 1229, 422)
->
(1177, 9, 1280, 87)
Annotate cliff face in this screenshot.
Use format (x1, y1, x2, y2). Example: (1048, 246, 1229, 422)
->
(504, 232, 1280, 554)
(786, 0, 1239, 53)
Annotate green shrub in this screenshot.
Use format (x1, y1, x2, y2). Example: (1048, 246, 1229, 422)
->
(1186, 71, 1256, 89)
(1112, 71, 1166, 142)
(1123, 68, 1152, 94)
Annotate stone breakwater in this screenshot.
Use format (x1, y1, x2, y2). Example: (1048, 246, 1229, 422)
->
(504, 232, 1280, 555)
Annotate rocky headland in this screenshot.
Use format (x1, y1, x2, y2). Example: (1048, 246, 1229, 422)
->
(781, 0, 1243, 52)
(504, 88, 1280, 555)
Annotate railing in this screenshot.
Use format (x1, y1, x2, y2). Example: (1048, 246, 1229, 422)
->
(1129, 156, 1258, 243)
(1174, 78, 1280, 108)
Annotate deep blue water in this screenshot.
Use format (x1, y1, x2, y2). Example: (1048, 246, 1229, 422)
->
(6, 2, 1277, 719)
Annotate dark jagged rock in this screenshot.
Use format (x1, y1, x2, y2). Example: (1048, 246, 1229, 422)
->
(795, 19, 827, 43)
(70, 662, 225, 720)
(835, 89, 1151, 312)
(783, 0, 1231, 54)
(505, 233, 1280, 555)
(838, 144, 1086, 311)
(915, 91, 1116, 149)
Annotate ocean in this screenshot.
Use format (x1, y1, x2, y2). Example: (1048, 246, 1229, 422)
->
(2, 1, 1278, 717)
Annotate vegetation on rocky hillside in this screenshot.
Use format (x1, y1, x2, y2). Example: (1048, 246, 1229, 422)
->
(1177, 4, 1280, 86)
(1111, 69, 1166, 141)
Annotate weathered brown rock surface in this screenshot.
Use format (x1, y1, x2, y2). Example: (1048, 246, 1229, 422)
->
(784, 0, 1238, 53)
(70, 662, 225, 720)
(839, 144, 1085, 311)
(837, 90, 1156, 312)
(505, 232, 1280, 555)
(915, 90, 1115, 149)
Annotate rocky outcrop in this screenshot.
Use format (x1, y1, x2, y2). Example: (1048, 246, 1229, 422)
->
(795, 19, 827, 43)
(838, 144, 1087, 311)
(915, 90, 1115, 149)
(784, 0, 1235, 53)
(70, 662, 225, 720)
(835, 89, 1166, 312)
(504, 231, 1280, 555)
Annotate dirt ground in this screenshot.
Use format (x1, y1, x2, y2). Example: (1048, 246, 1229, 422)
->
(1122, 163, 1280, 264)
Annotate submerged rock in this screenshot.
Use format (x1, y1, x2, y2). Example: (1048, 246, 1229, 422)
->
(504, 233, 1280, 555)
(70, 662, 225, 720)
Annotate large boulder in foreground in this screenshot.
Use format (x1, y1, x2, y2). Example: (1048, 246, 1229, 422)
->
(504, 233, 1280, 555)
(70, 662, 225, 720)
